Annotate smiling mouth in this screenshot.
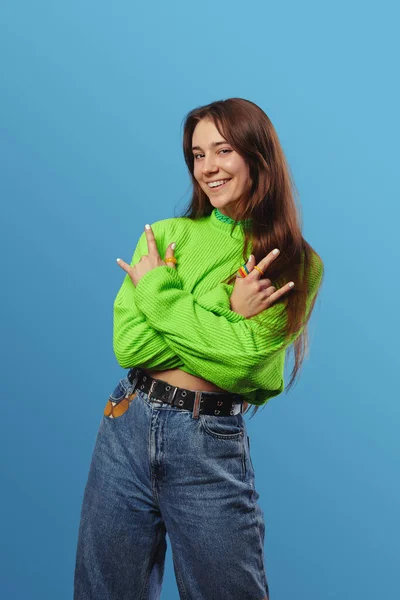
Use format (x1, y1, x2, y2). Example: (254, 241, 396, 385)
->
(206, 178, 232, 191)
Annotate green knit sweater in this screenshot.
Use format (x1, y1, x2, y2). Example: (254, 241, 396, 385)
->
(113, 208, 323, 406)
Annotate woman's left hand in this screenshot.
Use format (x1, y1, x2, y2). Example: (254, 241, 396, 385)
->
(116, 224, 176, 287)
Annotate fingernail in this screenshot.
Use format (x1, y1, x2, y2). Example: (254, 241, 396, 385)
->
(171, 243, 176, 249)
(116, 258, 121, 262)
(145, 224, 151, 230)
(288, 282, 294, 287)
(272, 248, 279, 255)
(248, 255, 253, 261)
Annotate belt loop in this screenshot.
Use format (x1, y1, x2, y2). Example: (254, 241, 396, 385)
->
(192, 391, 202, 419)
(170, 386, 178, 405)
(128, 367, 138, 385)
(148, 379, 156, 401)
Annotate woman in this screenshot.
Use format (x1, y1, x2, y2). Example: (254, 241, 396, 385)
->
(74, 98, 324, 599)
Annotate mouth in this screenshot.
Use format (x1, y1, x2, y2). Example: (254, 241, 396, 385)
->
(206, 178, 232, 191)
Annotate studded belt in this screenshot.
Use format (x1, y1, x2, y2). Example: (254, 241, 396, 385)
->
(127, 368, 244, 419)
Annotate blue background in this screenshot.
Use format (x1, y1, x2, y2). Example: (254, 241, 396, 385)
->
(1, 1, 399, 598)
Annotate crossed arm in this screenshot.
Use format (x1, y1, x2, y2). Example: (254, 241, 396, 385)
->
(113, 229, 245, 372)
(113, 229, 182, 370)
(113, 227, 323, 399)
(113, 232, 298, 396)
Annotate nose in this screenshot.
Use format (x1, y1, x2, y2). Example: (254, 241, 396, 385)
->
(201, 153, 218, 175)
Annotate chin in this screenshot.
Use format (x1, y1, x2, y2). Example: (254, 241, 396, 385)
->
(208, 200, 228, 209)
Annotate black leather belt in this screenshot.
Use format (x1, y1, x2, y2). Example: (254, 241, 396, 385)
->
(127, 368, 244, 418)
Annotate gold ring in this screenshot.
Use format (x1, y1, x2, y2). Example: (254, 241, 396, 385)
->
(165, 257, 177, 264)
(253, 265, 264, 275)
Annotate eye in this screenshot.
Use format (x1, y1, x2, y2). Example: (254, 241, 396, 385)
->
(194, 149, 231, 160)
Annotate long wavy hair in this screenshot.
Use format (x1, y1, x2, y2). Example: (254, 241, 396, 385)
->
(179, 98, 324, 417)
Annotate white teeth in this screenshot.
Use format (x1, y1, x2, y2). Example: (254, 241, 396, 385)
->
(207, 179, 230, 188)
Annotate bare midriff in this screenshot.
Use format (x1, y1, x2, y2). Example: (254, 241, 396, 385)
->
(141, 368, 227, 393)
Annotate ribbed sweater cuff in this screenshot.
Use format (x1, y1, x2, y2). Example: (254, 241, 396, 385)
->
(134, 266, 183, 315)
(135, 263, 181, 289)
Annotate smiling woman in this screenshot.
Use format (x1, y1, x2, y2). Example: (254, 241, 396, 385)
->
(74, 97, 324, 600)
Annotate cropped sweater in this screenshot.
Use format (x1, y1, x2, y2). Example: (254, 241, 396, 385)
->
(113, 208, 324, 406)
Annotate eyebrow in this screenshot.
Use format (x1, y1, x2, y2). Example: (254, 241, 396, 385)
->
(191, 141, 228, 151)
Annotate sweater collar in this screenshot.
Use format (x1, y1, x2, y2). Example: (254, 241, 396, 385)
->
(210, 208, 252, 238)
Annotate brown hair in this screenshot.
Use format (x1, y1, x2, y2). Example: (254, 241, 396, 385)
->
(180, 98, 324, 417)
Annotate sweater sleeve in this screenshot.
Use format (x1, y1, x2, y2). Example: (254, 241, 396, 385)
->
(133, 253, 324, 399)
(113, 231, 184, 370)
(134, 269, 295, 394)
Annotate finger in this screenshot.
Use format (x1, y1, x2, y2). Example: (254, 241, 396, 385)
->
(247, 254, 256, 270)
(258, 278, 272, 289)
(144, 224, 160, 256)
(248, 248, 280, 278)
(262, 285, 276, 298)
(264, 281, 295, 306)
(164, 242, 176, 269)
(116, 257, 132, 274)
(236, 254, 255, 278)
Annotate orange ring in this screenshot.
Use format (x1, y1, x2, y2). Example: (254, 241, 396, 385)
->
(253, 265, 264, 275)
(165, 257, 177, 264)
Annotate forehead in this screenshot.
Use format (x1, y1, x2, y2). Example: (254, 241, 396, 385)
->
(192, 118, 226, 145)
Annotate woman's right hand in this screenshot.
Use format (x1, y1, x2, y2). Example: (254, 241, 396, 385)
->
(230, 250, 295, 319)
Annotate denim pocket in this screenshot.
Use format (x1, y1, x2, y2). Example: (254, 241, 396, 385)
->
(200, 413, 245, 440)
(104, 377, 137, 419)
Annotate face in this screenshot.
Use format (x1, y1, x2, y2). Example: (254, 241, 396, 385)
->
(191, 118, 251, 219)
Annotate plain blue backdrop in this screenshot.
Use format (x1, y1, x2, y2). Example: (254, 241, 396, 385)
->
(1, 1, 399, 598)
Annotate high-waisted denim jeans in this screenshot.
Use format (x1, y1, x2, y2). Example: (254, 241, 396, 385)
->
(74, 371, 270, 600)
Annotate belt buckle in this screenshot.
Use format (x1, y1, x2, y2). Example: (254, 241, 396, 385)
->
(158, 384, 178, 405)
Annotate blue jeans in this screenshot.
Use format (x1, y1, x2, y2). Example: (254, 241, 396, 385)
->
(74, 372, 270, 599)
